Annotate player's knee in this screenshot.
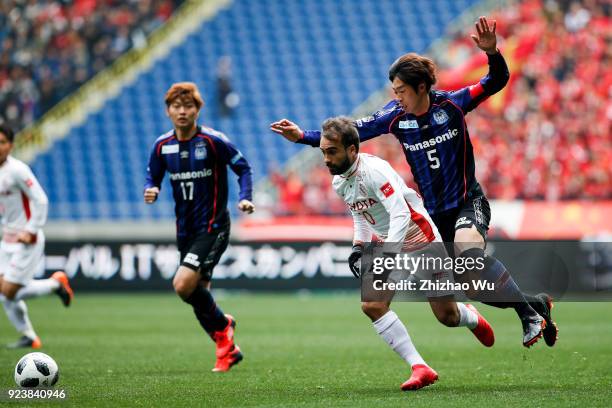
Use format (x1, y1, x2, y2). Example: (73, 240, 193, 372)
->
(173, 278, 196, 301)
(361, 302, 388, 321)
(0, 282, 19, 300)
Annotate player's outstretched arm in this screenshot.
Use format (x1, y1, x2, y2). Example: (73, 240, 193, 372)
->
(451, 15, 509, 113)
(269, 119, 303, 142)
(238, 199, 255, 214)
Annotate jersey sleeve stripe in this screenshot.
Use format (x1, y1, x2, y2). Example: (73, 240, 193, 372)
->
(407, 202, 436, 242)
(387, 112, 406, 134)
(201, 135, 219, 233)
(441, 99, 469, 200)
(20, 191, 31, 221)
(468, 82, 485, 99)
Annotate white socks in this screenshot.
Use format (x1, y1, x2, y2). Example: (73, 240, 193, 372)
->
(2, 298, 37, 339)
(0, 278, 59, 340)
(373, 310, 426, 367)
(14, 279, 59, 300)
(457, 303, 478, 329)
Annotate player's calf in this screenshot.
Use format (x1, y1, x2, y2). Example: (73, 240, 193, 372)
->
(361, 301, 390, 321)
(428, 299, 460, 327)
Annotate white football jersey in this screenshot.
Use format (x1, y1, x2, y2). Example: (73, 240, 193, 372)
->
(0, 156, 48, 241)
(332, 153, 441, 244)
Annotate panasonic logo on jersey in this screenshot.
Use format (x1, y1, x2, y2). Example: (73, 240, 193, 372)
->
(403, 128, 459, 152)
(169, 169, 213, 180)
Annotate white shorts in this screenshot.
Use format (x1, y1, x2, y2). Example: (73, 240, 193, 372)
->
(0, 233, 45, 286)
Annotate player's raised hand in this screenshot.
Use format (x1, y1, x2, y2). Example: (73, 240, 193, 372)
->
(471, 16, 497, 54)
(144, 187, 160, 204)
(269, 119, 303, 142)
(238, 199, 255, 214)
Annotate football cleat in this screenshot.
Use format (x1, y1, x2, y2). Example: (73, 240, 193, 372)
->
(213, 314, 236, 358)
(534, 293, 558, 347)
(465, 304, 495, 347)
(7, 335, 42, 349)
(400, 364, 438, 391)
(51, 271, 73, 307)
(212, 345, 243, 372)
(522, 314, 546, 348)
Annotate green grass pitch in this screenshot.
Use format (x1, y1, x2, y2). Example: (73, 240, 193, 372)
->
(0, 293, 611, 407)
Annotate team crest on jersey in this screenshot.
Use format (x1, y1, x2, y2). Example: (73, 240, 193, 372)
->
(195, 142, 207, 160)
(432, 110, 449, 125)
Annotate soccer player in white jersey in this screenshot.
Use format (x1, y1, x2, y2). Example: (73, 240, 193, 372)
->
(0, 125, 73, 349)
(320, 117, 494, 391)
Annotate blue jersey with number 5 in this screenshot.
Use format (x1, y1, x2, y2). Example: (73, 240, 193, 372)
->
(300, 52, 509, 214)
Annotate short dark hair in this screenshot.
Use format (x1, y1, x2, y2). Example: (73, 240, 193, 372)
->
(321, 116, 359, 152)
(388, 53, 437, 92)
(0, 124, 14, 143)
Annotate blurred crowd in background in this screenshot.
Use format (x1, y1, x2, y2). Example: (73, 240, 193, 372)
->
(0, 0, 609, 217)
(0, 0, 183, 131)
(272, 0, 611, 215)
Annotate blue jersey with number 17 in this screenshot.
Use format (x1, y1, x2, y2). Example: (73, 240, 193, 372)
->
(145, 125, 252, 239)
(300, 52, 509, 215)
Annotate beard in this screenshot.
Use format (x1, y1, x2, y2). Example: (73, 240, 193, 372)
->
(326, 156, 353, 175)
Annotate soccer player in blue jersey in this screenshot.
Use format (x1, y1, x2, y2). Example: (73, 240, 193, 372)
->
(145, 82, 254, 372)
(270, 17, 557, 348)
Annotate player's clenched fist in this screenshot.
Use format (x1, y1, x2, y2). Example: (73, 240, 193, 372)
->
(144, 187, 160, 203)
(269, 119, 303, 142)
(238, 199, 255, 214)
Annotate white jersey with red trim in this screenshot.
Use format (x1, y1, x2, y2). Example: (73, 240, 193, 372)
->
(332, 153, 441, 244)
(0, 156, 48, 240)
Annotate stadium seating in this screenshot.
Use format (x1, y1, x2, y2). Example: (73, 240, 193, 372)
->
(30, 0, 478, 220)
(273, 0, 611, 214)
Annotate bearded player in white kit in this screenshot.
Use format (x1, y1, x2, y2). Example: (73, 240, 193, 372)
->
(0, 125, 73, 349)
(319, 117, 494, 391)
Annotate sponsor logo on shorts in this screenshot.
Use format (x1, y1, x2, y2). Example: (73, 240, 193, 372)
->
(184, 253, 200, 267)
(455, 217, 472, 228)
